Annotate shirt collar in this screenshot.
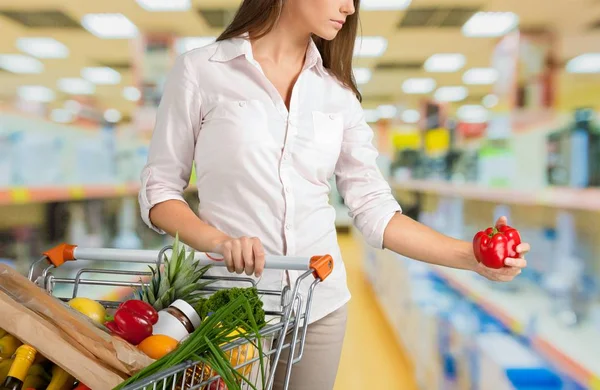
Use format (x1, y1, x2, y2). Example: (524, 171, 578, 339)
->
(211, 34, 327, 77)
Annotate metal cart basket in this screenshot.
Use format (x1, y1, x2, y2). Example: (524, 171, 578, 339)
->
(31, 243, 334, 390)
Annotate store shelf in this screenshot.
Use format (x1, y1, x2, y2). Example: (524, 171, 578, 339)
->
(391, 179, 600, 211)
(431, 265, 600, 388)
(0, 183, 141, 205)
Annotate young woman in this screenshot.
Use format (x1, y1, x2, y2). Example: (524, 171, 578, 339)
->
(139, 0, 530, 388)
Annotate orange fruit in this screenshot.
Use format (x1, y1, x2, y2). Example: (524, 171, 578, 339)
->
(137, 335, 179, 359)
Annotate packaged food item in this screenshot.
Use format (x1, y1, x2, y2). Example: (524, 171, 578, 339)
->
(152, 300, 201, 342)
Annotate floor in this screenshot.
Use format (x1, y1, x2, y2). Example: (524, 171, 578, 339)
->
(334, 233, 418, 390)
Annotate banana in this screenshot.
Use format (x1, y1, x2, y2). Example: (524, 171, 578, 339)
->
(0, 358, 13, 383)
(47, 365, 75, 390)
(0, 335, 22, 359)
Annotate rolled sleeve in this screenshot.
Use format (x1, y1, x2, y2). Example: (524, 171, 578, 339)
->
(139, 53, 201, 233)
(335, 94, 401, 249)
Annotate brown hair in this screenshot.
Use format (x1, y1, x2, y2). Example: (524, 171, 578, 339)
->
(217, 0, 362, 102)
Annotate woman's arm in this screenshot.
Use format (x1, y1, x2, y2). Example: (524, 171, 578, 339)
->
(383, 213, 530, 282)
(140, 54, 265, 277)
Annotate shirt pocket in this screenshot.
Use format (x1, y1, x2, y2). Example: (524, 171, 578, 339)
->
(312, 111, 344, 147)
(202, 99, 275, 146)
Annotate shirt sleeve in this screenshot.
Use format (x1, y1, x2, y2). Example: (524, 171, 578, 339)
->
(334, 93, 402, 249)
(138, 54, 201, 234)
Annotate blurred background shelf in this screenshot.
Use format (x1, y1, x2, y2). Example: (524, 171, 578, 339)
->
(0, 183, 140, 205)
(431, 266, 600, 388)
(392, 179, 600, 211)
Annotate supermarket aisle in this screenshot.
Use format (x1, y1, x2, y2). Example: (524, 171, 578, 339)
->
(334, 232, 418, 390)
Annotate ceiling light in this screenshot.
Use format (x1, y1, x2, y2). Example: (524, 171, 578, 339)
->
(0, 54, 44, 74)
(175, 37, 217, 55)
(401, 109, 420, 123)
(17, 86, 55, 102)
(58, 78, 96, 95)
(402, 78, 436, 94)
(462, 12, 519, 38)
(354, 68, 372, 84)
(123, 86, 141, 102)
(64, 99, 82, 114)
(457, 105, 488, 123)
(104, 109, 122, 123)
(81, 67, 121, 85)
(463, 68, 498, 85)
(354, 36, 388, 57)
(364, 109, 380, 123)
(361, 0, 412, 10)
(424, 53, 465, 72)
(16, 37, 69, 59)
(566, 53, 600, 74)
(81, 14, 139, 39)
(434, 86, 468, 102)
(377, 104, 398, 119)
(136, 0, 190, 11)
(482, 94, 499, 108)
(51, 108, 74, 124)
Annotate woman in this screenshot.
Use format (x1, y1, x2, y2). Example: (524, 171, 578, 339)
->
(139, 0, 530, 389)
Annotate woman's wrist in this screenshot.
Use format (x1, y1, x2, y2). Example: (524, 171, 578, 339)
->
(457, 240, 478, 272)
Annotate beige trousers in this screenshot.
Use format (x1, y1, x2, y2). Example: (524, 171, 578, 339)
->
(273, 304, 348, 390)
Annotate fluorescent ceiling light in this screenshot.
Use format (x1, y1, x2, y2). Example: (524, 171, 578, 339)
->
(354, 68, 372, 84)
(402, 77, 436, 94)
(457, 105, 488, 123)
(0, 54, 44, 74)
(175, 37, 217, 55)
(17, 86, 55, 102)
(104, 109, 122, 123)
(377, 104, 398, 119)
(123, 86, 141, 101)
(136, 0, 190, 11)
(82, 67, 121, 85)
(51, 108, 74, 124)
(434, 86, 468, 102)
(82, 14, 139, 39)
(361, 0, 411, 10)
(364, 109, 380, 123)
(566, 53, 600, 74)
(482, 94, 498, 108)
(58, 78, 96, 95)
(16, 37, 69, 59)
(424, 53, 465, 72)
(354, 36, 388, 57)
(462, 12, 519, 38)
(401, 109, 420, 123)
(463, 67, 498, 85)
(64, 99, 82, 114)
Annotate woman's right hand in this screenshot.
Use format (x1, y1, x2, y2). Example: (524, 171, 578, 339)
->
(211, 236, 266, 278)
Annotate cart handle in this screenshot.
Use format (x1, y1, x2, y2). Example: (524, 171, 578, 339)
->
(42, 243, 334, 281)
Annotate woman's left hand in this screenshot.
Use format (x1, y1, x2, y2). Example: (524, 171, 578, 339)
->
(474, 216, 530, 282)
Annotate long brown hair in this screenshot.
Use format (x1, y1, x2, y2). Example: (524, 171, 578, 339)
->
(217, 0, 362, 102)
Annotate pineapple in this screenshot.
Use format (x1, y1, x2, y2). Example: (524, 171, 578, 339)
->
(137, 233, 213, 311)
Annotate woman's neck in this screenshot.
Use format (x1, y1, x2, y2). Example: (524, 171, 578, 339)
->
(250, 7, 311, 66)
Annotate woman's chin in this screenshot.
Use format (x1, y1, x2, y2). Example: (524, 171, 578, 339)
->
(313, 29, 339, 41)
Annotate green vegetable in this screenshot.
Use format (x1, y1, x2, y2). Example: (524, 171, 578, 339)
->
(200, 287, 266, 329)
(114, 294, 266, 390)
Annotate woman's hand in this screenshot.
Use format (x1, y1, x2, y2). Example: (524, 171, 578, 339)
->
(211, 236, 266, 278)
(474, 216, 530, 282)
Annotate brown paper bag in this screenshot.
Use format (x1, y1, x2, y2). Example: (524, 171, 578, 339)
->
(0, 290, 125, 390)
(0, 264, 154, 375)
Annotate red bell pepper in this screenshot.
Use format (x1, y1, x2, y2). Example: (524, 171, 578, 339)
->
(473, 225, 522, 269)
(105, 300, 158, 345)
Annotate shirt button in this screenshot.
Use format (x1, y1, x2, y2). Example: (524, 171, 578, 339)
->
(329, 114, 335, 120)
(239, 101, 246, 107)
(283, 153, 289, 160)
(285, 186, 291, 193)
(285, 224, 292, 230)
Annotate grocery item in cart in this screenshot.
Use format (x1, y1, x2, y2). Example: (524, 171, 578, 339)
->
(105, 300, 159, 345)
(0, 344, 37, 390)
(152, 300, 201, 342)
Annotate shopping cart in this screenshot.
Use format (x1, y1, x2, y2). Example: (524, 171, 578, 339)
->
(30, 243, 334, 390)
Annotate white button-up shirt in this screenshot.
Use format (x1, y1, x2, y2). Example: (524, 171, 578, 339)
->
(139, 36, 401, 323)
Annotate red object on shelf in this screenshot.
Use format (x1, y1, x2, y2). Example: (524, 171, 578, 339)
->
(457, 121, 487, 138)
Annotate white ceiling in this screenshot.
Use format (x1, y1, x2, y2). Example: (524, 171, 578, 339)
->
(0, 0, 598, 123)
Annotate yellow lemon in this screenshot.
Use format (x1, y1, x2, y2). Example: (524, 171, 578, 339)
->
(68, 297, 106, 325)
